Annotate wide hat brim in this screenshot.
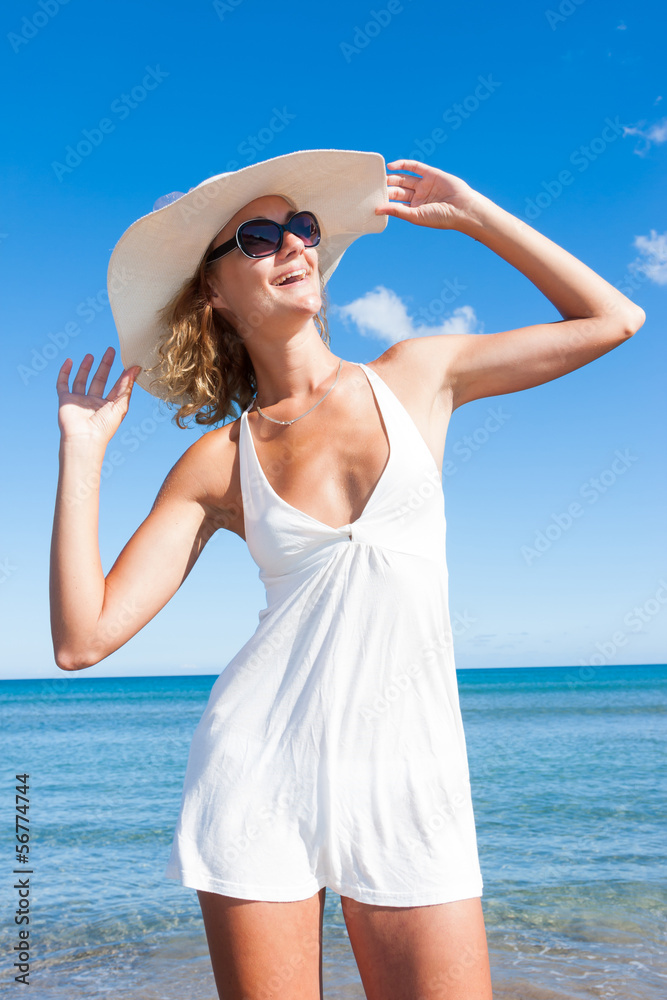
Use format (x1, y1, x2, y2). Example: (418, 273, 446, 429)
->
(107, 148, 389, 402)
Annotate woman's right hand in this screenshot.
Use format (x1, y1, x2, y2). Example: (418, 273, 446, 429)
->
(56, 347, 142, 446)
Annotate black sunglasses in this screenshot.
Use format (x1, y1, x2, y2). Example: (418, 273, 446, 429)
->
(205, 210, 321, 266)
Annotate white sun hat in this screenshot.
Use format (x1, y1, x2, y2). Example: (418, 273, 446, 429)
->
(107, 148, 389, 401)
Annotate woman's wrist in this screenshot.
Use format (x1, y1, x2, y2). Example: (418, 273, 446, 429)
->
(59, 434, 107, 465)
(451, 189, 509, 240)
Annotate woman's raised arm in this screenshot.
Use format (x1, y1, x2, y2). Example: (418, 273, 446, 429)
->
(376, 159, 646, 408)
(50, 348, 227, 671)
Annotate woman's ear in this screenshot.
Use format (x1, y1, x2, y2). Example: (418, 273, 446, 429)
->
(206, 276, 227, 310)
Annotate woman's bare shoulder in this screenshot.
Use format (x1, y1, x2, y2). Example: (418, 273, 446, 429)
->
(171, 415, 245, 536)
(364, 340, 450, 417)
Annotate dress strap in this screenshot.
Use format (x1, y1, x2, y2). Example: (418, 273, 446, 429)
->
(356, 362, 443, 483)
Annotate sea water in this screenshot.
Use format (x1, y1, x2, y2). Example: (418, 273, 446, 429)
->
(1, 663, 665, 999)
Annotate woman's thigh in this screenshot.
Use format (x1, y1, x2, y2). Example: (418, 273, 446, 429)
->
(197, 886, 327, 1000)
(340, 894, 492, 1000)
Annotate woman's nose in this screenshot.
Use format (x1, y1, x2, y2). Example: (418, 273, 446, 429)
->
(279, 228, 306, 255)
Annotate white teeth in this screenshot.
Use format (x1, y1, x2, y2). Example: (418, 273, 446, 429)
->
(272, 269, 307, 286)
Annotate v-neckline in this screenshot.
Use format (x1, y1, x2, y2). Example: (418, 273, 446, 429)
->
(242, 362, 394, 533)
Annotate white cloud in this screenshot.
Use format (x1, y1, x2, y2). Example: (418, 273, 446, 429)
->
(622, 116, 667, 156)
(333, 285, 482, 345)
(629, 230, 667, 285)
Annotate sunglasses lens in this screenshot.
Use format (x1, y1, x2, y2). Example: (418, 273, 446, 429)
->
(239, 221, 282, 257)
(290, 212, 320, 246)
(236, 212, 320, 257)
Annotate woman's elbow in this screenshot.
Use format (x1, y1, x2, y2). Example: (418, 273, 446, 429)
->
(620, 304, 646, 337)
(594, 303, 646, 347)
(54, 647, 98, 671)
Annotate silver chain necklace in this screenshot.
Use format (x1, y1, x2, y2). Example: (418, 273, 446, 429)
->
(254, 358, 344, 425)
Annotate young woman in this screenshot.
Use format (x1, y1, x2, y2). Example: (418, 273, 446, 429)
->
(50, 150, 645, 1000)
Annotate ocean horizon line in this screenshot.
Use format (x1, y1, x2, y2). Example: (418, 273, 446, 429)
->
(2, 662, 666, 684)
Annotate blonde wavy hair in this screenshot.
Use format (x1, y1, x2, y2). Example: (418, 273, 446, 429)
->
(144, 243, 330, 429)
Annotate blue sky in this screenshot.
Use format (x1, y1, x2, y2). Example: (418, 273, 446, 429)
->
(2, 0, 665, 679)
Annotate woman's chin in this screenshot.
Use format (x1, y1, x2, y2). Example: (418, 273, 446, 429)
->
(279, 290, 322, 315)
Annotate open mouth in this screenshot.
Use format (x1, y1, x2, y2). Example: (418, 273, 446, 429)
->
(272, 269, 308, 287)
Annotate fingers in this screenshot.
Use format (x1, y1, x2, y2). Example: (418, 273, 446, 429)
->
(385, 174, 418, 192)
(88, 346, 116, 397)
(375, 203, 414, 221)
(384, 183, 415, 202)
(386, 159, 424, 175)
(56, 357, 73, 395)
(106, 364, 142, 405)
(71, 354, 95, 395)
(57, 348, 138, 401)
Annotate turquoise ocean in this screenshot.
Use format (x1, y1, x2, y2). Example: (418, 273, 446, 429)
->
(1, 663, 665, 999)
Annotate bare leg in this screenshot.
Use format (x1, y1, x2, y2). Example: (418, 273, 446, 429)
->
(340, 894, 492, 1000)
(197, 886, 327, 1000)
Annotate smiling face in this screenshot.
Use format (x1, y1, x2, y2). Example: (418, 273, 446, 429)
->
(205, 195, 322, 338)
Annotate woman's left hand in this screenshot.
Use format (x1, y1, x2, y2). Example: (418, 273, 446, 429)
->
(375, 159, 482, 231)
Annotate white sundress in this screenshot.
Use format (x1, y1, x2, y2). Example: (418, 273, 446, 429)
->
(164, 361, 484, 906)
